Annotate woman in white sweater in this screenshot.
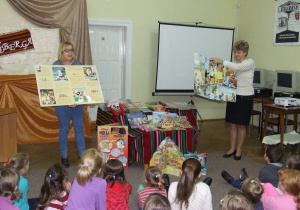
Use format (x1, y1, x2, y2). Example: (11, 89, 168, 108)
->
(210, 40, 255, 161)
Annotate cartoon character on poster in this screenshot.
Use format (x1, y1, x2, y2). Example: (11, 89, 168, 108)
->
(118, 156, 127, 167)
(99, 140, 112, 152)
(116, 138, 126, 154)
(104, 153, 110, 163)
(111, 148, 121, 157)
(53, 67, 68, 81)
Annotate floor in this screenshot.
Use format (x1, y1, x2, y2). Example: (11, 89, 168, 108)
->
(16, 120, 288, 170)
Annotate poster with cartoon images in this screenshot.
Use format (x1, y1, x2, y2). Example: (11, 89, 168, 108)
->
(97, 125, 129, 169)
(194, 53, 236, 102)
(35, 65, 104, 106)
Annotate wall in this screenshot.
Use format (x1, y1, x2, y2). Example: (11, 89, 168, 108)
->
(0, 0, 240, 120)
(87, 0, 239, 119)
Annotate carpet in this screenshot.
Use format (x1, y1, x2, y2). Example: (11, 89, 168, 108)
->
(24, 151, 265, 210)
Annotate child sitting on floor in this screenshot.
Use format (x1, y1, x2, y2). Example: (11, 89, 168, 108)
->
(221, 144, 284, 188)
(138, 166, 167, 209)
(104, 159, 132, 210)
(168, 157, 212, 210)
(66, 148, 106, 210)
(0, 166, 21, 210)
(221, 189, 253, 210)
(285, 152, 300, 171)
(241, 178, 264, 210)
(7, 153, 30, 210)
(261, 167, 300, 210)
(36, 163, 71, 210)
(143, 193, 171, 210)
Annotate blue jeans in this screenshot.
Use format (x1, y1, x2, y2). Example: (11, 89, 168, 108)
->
(55, 105, 86, 157)
(232, 179, 243, 189)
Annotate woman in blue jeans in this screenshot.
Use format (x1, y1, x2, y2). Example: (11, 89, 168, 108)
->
(53, 41, 86, 168)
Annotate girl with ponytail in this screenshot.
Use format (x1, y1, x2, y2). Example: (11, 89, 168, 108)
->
(104, 159, 132, 210)
(168, 158, 212, 210)
(36, 163, 70, 210)
(66, 148, 106, 210)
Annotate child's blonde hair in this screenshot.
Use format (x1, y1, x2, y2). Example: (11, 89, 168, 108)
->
(76, 148, 104, 186)
(143, 193, 171, 210)
(0, 166, 20, 200)
(145, 166, 165, 190)
(241, 178, 264, 204)
(222, 189, 253, 210)
(7, 153, 29, 172)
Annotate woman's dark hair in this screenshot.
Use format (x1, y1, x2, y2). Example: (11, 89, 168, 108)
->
(36, 164, 68, 210)
(104, 159, 126, 188)
(175, 158, 201, 209)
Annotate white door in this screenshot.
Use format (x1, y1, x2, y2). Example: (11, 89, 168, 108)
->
(88, 25, 125, 122)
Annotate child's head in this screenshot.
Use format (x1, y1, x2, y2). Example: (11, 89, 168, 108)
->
(241, 178, 264, 204)
(264, 145, 283, 163)
(174, 158, 202, 209)
(286, 152, 300, 171)
(7, 153, 29, 175)
(278, 167, 300, 196)
(37, 164, 68, 210)
(221, 189, 253, 210)
(76, 148, 104, 186)
(0, 166, 20, 200)
(104, 159, 125, 187)
(143, 193, 171, 210)
(144, 166, 165, 190)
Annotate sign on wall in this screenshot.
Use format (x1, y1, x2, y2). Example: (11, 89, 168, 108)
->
(274, 0, 300, 45)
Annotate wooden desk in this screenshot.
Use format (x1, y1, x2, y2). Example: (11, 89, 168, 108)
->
(0, 108, 17, 162)
(262, 104, 300, 149)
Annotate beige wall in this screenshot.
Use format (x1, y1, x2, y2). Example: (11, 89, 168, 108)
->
(87, 0, 239, 119)
(238, 0, 300, 72)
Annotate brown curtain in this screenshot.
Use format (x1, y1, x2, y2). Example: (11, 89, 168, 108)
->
(7, 0, 92, 65)
(0, 75, 92, 144)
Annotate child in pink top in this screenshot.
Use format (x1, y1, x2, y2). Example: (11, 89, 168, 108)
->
(261, 168, 300, 210)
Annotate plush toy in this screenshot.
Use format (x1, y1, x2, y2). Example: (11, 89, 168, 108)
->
(107, 98, 125, 115)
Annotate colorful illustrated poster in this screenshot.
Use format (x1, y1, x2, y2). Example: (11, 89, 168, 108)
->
(194, 53, 236, 102)
(35, 65, 104, 106)
(97, 125, 129, 169)
(274, 0, 300, 45)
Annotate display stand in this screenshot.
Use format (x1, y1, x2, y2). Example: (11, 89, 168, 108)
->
(96, 107, 198, 164)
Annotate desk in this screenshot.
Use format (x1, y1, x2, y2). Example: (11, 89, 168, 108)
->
(0, 108, 17, 162)
(262, 104, 300, 149)
(96, 108, 197, 164)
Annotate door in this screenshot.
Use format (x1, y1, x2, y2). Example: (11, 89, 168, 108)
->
(88, 25, 125, 122)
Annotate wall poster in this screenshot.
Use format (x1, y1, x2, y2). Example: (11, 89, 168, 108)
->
(194, 53, 236, 102)
(274, 0, 300, 45)
(35, 65, 104, 106)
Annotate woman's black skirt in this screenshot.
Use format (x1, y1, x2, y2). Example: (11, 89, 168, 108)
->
(225, 95, 254, 126)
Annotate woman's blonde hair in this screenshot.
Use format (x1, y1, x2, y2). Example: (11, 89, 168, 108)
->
(233, 40, 249, 56)
(76, 148, 104, 186)
(7, 153, 29, 172)
(222, 189, 253, 210)
(241, 178, 264, 204)
(57, 41, 76, 63)
(0, 166, 21, 200)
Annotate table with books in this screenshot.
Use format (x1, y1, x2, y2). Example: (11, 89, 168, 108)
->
(96, 101, 198, 164)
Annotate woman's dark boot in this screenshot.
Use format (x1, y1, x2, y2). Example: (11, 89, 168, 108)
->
(61, 157, 69, 168)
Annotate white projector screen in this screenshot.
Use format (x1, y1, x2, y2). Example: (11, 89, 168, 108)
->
(154, 22, 235, 96)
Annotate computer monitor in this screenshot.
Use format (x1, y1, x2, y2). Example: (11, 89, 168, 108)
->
(253, 68, 265, 88)
(275, 70, 298, 93)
